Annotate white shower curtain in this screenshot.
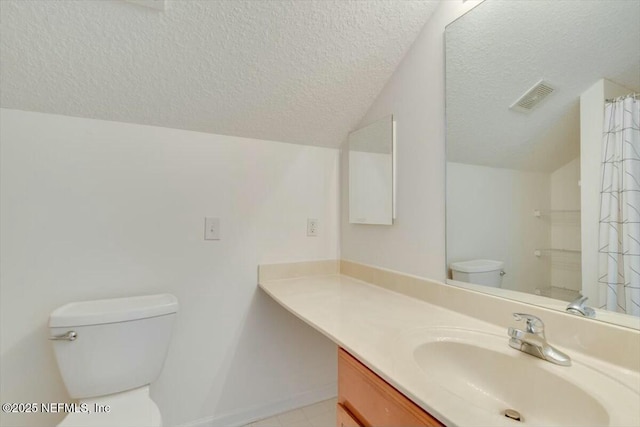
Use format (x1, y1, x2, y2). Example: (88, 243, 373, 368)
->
(598, 94, 640, 316)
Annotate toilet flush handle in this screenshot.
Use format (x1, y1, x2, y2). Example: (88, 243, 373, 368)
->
(49, 331, 77, 341)
(500, 270, 506, 276)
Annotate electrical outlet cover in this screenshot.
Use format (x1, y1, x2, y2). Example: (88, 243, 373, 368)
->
(307, 218, 318, 237)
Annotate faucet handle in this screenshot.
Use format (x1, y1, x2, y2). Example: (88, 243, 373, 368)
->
(513, 313, 544, 334)
(566, 296, 595, 317)
(569, 295, 588, 307)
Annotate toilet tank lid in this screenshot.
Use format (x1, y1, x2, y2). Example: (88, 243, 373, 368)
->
(450, 259, 504, 273)
(49, 294, 178, 327)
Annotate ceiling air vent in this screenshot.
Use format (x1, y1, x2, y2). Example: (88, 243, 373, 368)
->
(509, 80, 555, 113)
(125, 0, 167, 10)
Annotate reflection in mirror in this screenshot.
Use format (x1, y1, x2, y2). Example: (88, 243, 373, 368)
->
(445, 0, 640, 328)
(349, 115, 395, 225)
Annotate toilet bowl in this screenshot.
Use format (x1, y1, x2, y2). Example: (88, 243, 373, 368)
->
(49, 294, 178, 427)
(56, 386, 161, 427)
(450, 259, 504, 287)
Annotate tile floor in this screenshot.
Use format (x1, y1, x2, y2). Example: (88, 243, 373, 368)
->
(243, 398, 337, 427)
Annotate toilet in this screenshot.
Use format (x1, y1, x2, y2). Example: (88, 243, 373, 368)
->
(49, 294, 178, 427)
(450, 259, 505, 287)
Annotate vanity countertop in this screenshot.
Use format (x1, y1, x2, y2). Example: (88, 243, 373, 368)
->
(259, 272, 640, 427)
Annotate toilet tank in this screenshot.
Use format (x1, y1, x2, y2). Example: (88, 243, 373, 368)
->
(450, 259, 504, 287)
(49, 294, 178, 399)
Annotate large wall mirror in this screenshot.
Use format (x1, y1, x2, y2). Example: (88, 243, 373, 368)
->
(349, 115, 396, 225)
(445, 0, 640, 329)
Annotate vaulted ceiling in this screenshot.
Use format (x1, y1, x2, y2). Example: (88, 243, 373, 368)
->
(0, 0, 439, 147)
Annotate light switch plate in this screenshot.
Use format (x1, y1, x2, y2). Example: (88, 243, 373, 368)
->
(204, 217, 220, 240)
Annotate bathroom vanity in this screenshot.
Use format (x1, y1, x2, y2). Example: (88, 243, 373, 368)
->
(337, 348, 441, 427)
(258, 261, 640, 427)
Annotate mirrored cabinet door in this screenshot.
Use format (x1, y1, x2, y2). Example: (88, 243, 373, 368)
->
(348, 115, 396, 225)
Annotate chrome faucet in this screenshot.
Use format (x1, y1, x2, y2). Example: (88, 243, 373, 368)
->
(507, 313, 571, 366)
(566, 296, 595, 318)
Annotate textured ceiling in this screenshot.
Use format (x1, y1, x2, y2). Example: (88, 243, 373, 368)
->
(0, 0, 439, 147)
(446, 0, 640, 172)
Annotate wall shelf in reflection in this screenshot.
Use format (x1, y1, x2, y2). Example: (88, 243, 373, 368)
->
(534, 248, 581, 257)
(533, 209, 581, 221)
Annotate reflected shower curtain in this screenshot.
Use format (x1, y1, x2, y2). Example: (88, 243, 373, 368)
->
(598, 94, 640, 316)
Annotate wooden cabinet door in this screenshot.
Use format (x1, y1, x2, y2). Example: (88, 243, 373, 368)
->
(338, 348, 443, 427)
(337, 403, 363, 427)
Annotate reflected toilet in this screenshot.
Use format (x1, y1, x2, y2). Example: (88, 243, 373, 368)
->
(450, 259, 505, 288)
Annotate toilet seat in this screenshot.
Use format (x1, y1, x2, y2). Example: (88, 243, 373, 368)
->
(57, 386, 161, 427)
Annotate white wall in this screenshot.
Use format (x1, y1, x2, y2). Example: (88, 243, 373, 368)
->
(0, 109, 339, 427)
(340, 0, 482, 279)
(550, 157, 581, 293)
(580, 79, 630, 303)
(349, 151, 392, 224)
(446, 162, 550, 294)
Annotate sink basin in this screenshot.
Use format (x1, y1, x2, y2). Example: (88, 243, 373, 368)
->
(392, 327, 640, 427)
(415, 339, 607, 426)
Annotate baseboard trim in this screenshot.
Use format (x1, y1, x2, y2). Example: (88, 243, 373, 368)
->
(179, 383, 337, 427)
